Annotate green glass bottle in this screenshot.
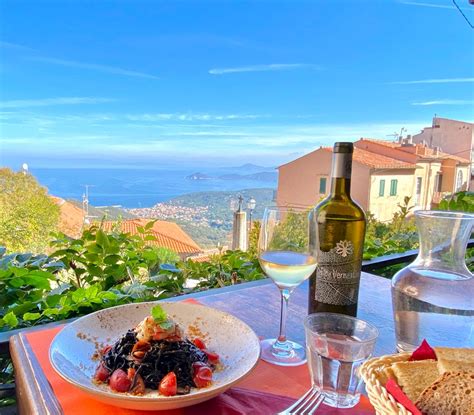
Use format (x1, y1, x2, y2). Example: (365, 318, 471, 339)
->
(308, 142, 366, 317)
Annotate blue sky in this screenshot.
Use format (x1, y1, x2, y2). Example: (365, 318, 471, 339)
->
(1, 0, 473, 169)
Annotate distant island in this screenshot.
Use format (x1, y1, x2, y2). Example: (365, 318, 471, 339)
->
(186, 169, 277, 183)
(219, 171, 277, 182)
(186, 172, 212, 180)
(229, 163, 275, 172)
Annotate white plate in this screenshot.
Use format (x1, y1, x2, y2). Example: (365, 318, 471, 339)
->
(49, 301, 261, 410)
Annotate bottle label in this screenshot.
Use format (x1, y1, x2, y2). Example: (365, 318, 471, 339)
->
(315, 239, 361, 305)
(331, 153, 352, 179)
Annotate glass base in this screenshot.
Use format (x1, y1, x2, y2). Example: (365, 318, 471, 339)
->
(260, 338, 307, 366)
(321, 390, 360, 408)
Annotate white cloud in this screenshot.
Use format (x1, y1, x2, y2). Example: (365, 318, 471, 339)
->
(391, 77, 474, 84)
(209, 63, 320, 75)
(27, 56, 159, 80)
(412, 99, 474, 106)
(0, 40, 33, 50)
(0, 97, 115, 109)
(125, 113, 264, 122)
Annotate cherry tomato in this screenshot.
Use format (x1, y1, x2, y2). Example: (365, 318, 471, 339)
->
(109, 369, 132, 393)
(203, 349, 220, 365)
(192, 363, 212, 388)
(127, 368, 145, 395)
(159, 372, 177, 396)
(94, 363, 110, 383)
(193, 338, 206, 350)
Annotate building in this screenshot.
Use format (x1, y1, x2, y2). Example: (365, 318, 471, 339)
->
(101, 218, 202, 259)
(276, 138, 470, 222)
(412, 117, 474, 188)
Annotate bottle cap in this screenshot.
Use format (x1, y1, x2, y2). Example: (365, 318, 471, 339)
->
(333, 142, 354, 154)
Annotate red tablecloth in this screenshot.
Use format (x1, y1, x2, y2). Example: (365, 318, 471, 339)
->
(24, 304, 375, 414)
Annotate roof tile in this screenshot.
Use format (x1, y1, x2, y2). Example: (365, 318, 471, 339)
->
(101, 219, 202, 255)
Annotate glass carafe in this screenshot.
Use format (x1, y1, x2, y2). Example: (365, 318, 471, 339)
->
(392, 210, 474, 352)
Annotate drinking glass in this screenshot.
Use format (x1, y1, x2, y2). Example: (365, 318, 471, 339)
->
(258, 206, 317, 366)
(304, 313, 378, 408)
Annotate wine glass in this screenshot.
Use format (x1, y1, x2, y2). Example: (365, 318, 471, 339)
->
(258, 206, 317, 366)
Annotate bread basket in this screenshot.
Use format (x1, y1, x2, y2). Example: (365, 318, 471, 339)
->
(359, 352, 414, 415)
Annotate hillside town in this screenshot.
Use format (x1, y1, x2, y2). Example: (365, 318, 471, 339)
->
(43, 116, 474, 258)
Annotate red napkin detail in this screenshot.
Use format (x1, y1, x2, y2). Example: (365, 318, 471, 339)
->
(185, 387, 294, 415)
(408, 339, 437, 361)
(385, 379, 422, 415)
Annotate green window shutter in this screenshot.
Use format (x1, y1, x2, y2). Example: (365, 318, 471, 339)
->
(379, 180, 385, 196)
(319, 177, 327, 194)
(390, 179, 398, 196)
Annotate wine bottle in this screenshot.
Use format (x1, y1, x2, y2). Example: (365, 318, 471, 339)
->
(308, 142, 366, 317)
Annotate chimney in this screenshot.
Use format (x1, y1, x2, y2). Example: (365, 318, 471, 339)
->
(406, 135, 412, 144)
(434, 146, 441, 156)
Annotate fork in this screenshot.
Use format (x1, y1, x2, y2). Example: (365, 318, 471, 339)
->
(278, 387, 324, 415)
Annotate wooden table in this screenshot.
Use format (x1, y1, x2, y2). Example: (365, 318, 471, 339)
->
(10, 272, 394, 415)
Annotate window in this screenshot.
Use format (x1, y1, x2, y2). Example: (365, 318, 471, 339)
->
(390, 179, 398, 196)
(456, 170, 463, 192)
(415, 177, 422, 205)
(379, 179, 385, 196)
(434, 173, 442, 192)
(319, 177, 327, 194)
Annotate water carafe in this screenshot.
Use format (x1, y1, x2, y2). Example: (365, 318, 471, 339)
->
(392, 210, 474, 352)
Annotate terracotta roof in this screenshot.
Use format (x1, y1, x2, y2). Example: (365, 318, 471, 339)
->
(359, 138, 400, 148)
(101, 219, 202, 255)
(359, 138, 470, 164)
(51, 196, 85, 238)
(320, 147, 417, 169)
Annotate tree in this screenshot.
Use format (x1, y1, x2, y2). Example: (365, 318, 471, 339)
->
(0, 168, 59, 253)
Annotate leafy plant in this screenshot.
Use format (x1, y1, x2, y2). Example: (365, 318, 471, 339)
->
(0, 168, 59, 253)
(438, 191, 474, 213)
(0, 222, 266, 332)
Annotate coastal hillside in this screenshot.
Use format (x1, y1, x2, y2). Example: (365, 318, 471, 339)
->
(129, 188, 275, 247)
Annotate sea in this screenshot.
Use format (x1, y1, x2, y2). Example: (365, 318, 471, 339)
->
(31, 166, 277, 208)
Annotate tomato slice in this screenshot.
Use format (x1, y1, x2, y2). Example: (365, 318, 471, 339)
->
(94, 363, 110, 382)
(127, 368, 145, 395)
(193, 338, 206, 350)
(159, 372, 177, 396)
(203, 349, 220, 365)
(192, 363, 212, 388)
(109, 369, 132, 393)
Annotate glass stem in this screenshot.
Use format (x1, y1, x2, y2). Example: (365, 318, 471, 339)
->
(276, 288, 291, 345)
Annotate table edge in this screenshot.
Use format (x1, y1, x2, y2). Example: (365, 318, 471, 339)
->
(10, 333, 63, 415)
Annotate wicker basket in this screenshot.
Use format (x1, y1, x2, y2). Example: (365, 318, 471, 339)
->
(359, 353, 415, 415)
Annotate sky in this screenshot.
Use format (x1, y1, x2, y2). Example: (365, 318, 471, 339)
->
(1, 0, 473, 169)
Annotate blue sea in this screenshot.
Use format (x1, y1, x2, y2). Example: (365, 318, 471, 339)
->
(31, 167, 277, 208)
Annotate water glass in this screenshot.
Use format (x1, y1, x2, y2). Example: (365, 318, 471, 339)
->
(304, 313, 378, 408)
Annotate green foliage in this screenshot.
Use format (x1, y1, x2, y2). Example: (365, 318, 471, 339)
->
(0, 224, 264, 332)
(0, 355, 14, 407)
(248, 220, 261, 256)
(183, 250, 263, 290)
(0, 168, 59, 253)
(363, 196, 418, 261)
(436, 191, 474, 272)
(268, 211, 309, 252)
(438, 191, 474, 213)
(49, 224, 173, 290)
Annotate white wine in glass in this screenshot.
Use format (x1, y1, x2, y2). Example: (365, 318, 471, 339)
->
(258, 207, 318, 366)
